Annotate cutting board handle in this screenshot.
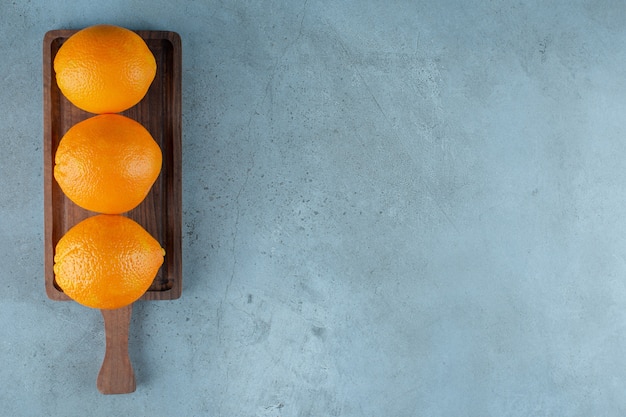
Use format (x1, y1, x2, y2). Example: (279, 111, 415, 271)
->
(97, 304, 136, 394)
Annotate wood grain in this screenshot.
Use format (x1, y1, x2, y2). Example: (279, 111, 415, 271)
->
(43, 30, 182, 301)
(97, 304, 136, 394)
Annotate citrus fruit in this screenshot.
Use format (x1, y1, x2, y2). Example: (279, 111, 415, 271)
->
(53, 24, 156, 114)
(53, 214, 165, 309)
(54, 113, 162, 214)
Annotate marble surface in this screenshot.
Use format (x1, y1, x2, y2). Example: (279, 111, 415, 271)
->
(3, 0, 626, 415)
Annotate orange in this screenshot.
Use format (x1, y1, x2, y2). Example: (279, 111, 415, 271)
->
(54, 24, 156, 114)
(53, 214, 165, 309)
(54, 114, 162, 214)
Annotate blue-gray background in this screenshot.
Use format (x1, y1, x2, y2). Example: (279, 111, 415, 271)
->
(2, 0, 626, 415)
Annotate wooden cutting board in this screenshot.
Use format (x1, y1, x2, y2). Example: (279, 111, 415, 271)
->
(43, 29, 183, 394)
